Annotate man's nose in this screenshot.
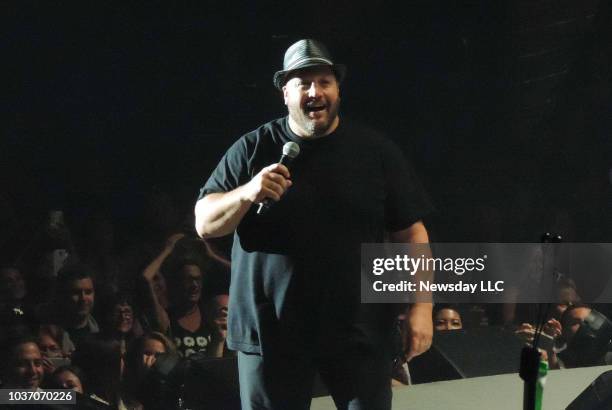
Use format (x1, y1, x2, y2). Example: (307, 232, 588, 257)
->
(307, 82, 321, 98)
(26, 362, 37, 376)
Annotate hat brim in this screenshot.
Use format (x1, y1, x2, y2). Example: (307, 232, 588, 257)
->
(273, 63, 346, 90)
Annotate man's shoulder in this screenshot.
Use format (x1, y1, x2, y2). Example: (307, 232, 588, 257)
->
(339, 118, 398, 148)
(241, 117, 288, 143)
(86, 314, 100, 333)
(340, 117, 383, 135)
(221, 117, 288, 158)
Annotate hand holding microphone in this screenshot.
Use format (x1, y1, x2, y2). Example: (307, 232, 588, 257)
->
(244, 142, 300, 215)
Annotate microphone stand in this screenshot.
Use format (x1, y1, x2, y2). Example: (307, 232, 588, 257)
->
(520, 346, 540, 410)
(520, 233, 561, 410)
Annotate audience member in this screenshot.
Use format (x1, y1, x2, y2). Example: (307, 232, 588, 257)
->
(514, 278, 581, 367)
(433, 305, 463, 331)
(32, 210, 74, 301)
(123, 332, 178, 407)
(557, 304, 612, 368)
(100, 292, 143, 354)
(561, 304, 593, 344)
(552, 277, 581, 320)
(35, 324, 74, 375)
(172, 232, 231, 295)
(48, 364, 85, 393)
(0, 266, 36, 324)
(51, 264, 100, 347)
(0, 335, 44, 390)
(165, 258, 218, 358)
(205, 293, 230, 358)
(0, 265, 27, 305)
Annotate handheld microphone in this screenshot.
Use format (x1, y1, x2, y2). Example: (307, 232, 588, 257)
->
(257, 141, 300, 215)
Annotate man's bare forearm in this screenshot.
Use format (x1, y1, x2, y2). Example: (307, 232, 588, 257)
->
(195, 189, 252, 238)
(390, 221, 434, 360)
(195, 163, 292, 238)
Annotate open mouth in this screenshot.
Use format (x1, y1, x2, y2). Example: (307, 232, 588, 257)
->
(305, 104, 326, 113)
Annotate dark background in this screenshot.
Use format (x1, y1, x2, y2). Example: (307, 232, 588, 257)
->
(2, 1, 611, 259)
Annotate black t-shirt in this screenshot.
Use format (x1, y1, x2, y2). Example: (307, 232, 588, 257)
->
(169, 311, 214, 358)
(199, 117, 432, 355)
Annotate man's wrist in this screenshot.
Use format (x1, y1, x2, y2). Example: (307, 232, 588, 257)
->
(237, 184, 255, 205)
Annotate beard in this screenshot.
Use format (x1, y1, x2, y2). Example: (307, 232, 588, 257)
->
(288, 97, 341, 138)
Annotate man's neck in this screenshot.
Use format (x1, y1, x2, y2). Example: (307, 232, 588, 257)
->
(177, 302, 199, 317)
(73, 314, 90, 329)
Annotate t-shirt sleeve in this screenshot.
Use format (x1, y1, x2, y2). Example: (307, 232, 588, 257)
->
(198, 137, 252, 200)
(382, 138, 434, 232)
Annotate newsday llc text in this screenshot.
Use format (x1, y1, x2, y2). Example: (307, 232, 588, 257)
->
(371, 280, 505, 293)
(361, 243, 612, 304)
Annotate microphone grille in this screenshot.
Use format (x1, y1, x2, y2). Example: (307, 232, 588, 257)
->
(282, 142, 300, 158)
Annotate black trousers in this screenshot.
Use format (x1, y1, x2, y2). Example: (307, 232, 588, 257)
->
(237, 344, 393, 410)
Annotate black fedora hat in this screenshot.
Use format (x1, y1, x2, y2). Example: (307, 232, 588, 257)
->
(273, 39, 346, 90)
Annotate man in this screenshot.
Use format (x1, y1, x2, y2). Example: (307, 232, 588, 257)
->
(195, 39, 433, 409)
(0, 336, 45, 390)
(53, 264, 99, 347)
(0, 266, 32, 326)
(166, 260, 216, 358)
(0, 266, 27, 305)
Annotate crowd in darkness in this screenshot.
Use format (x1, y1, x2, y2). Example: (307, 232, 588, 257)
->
(1, 192, 611, 409)
(0, 199, 233, 409)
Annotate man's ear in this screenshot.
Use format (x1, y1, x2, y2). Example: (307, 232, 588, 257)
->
(282, 85, 289, 105)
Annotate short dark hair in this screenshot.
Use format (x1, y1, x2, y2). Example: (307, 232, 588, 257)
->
(99, 291, 136, 331)
(104, 291, 134, 309)
(56, 264, 95, 291)
(0, 333, 39, 374)
(50, 365, 87, 391)
(35, 324, 65, 345)
(560, 303, 592, 326)
(433, 304, 463, 317)
(165, 257, 209, 287)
